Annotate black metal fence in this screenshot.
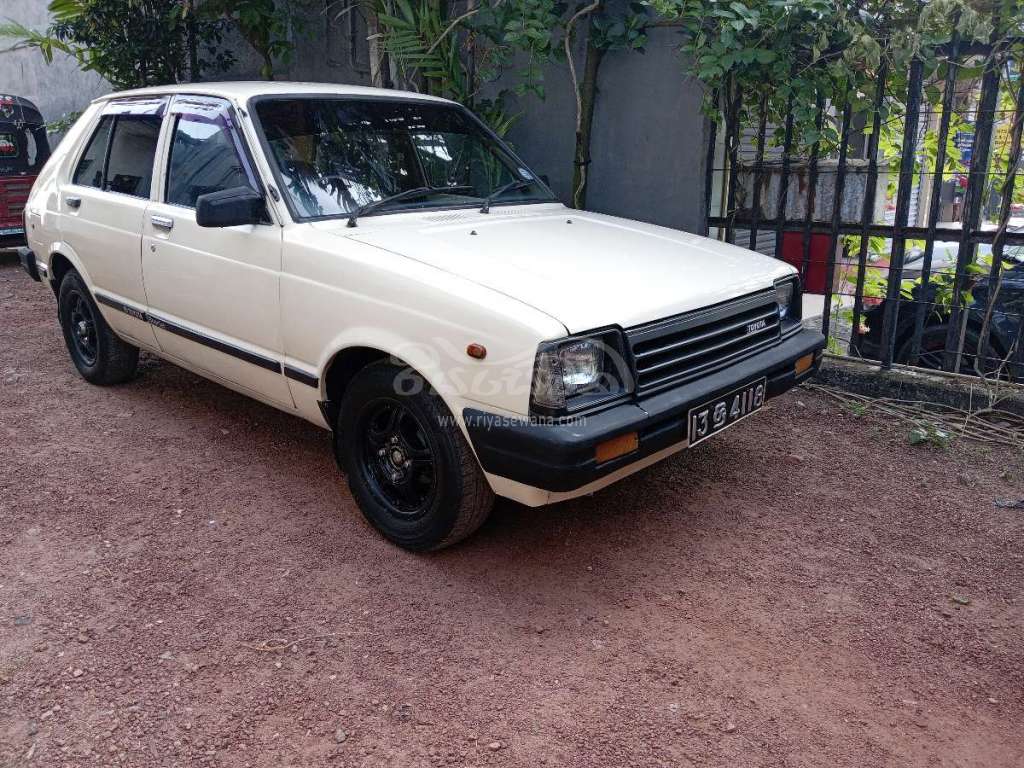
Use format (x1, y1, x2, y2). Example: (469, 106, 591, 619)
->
(705, 42, 1024, 384)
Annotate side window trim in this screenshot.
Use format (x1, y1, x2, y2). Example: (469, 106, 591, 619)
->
(99, 115, 117, 193)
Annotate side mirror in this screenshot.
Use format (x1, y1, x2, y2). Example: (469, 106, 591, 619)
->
(195, 186, 266, 228)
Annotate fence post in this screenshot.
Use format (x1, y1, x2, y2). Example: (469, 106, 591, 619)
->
(977, 63, 1024, 379)
(703, 88, 720, 238)
(879, 57, 924, 369)
(943, 50, 1001, 371)
(848, 63, 888, 356)
(773, 93, 795, 261)
(748, 90, 769, 250)
(799, 96, 825, 282)
(909, 35, 960, 365)
(821, 92, 853, 343)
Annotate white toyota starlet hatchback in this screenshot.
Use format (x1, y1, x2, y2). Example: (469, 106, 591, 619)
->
(21, 81, 825, 550)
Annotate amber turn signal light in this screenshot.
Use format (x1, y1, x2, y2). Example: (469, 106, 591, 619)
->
(794, 353, 814, 376)
(466, 343, 487, 359)
(595, 431, 639, 464)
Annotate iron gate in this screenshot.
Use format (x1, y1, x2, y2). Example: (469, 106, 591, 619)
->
(705, 40, 1024, 384)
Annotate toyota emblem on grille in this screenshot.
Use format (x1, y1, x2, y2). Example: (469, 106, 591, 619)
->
(745, 318, 768, 334)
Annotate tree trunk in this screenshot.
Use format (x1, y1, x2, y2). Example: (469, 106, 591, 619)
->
(366, 6, 386, 88)
(572, 34, 605, 209)
(186, 0, 199, 82)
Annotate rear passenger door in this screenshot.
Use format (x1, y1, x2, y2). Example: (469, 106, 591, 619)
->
(143, 95, 292, 407)
(60, 98, 166, 349)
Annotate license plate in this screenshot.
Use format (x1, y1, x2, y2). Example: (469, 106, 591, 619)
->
(688, 378, 766, 446)
(0, 226, 23, 236)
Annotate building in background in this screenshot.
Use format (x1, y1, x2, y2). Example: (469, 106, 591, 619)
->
(0, 0, 110, 140)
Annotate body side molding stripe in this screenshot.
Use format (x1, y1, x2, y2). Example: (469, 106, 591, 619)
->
(94, 291, 282, 374)
(283, 365, 320, 388)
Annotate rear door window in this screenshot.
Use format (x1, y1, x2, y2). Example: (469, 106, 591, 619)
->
(72, 116, 114, 189)
(104, 115, 162, 198)
(71, 98, 166, 196)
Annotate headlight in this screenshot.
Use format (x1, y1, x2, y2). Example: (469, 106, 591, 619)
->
(774, 276, 801, 323)
(531, 328, 633, 415)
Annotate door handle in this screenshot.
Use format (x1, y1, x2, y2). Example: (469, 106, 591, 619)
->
(151, 215, 174, 231)
(66, 196, 81, 209)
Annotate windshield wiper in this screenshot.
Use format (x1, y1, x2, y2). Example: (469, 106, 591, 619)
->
(347, 185, 471, 227)
(480, 178, 533, 214)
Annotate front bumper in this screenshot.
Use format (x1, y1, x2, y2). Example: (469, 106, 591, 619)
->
(464, 328, 826, 493)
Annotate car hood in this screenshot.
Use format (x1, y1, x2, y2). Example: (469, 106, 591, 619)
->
(331, 206, 795, 333)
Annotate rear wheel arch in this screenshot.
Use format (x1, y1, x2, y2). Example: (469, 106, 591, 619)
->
(49, 252, 75, 297)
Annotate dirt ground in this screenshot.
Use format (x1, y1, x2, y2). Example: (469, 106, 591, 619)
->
(1, 254, 1023, 768)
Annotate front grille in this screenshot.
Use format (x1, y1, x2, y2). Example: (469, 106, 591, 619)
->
(627, 289, 781, 394)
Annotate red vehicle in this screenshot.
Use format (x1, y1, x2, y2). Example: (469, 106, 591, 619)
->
(0, 95, 50, 248)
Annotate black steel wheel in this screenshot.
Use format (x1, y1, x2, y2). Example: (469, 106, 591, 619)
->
(58, 270, 139, 385)
(66, 290, 98, 366)
(358, 398, 438, 519)
(336, 361, 494, 551)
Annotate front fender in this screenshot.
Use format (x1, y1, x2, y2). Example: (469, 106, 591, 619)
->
(312, 327, 531, 432)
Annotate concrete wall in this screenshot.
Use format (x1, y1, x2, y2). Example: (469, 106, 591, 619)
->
(0, 0, 110, 132)
(497, 27, 708, 233)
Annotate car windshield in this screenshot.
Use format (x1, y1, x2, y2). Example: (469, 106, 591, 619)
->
(253, 97, 553, 220)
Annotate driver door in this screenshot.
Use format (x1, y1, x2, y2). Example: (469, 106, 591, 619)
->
(143, 95, 292, 407)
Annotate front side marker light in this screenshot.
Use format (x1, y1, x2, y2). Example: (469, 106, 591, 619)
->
(794, 353, 814, 376)
(595, 431, 639, 464)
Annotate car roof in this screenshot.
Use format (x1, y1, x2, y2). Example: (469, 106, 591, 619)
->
(92, 81, 455, 106)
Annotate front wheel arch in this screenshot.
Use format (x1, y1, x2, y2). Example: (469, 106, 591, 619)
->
(321, 346, 391, 426)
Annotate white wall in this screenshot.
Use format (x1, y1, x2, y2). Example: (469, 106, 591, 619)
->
(0, 0, 110, 130)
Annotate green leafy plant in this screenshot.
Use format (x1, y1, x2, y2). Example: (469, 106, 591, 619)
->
(908, 421, 952, 447)
(645, 0, 1022, 155)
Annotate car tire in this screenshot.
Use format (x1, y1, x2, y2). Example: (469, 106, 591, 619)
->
(58, 270, 139, 385)
(336, 361, 494, 551)
(896, 323, 1003, 376)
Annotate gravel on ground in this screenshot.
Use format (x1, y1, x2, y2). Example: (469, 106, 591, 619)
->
(1, 256, 1022, 767)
